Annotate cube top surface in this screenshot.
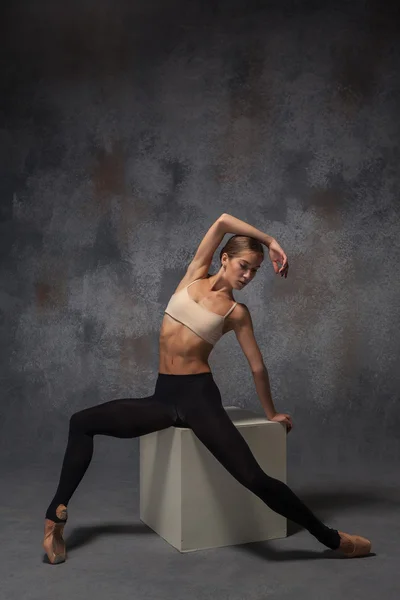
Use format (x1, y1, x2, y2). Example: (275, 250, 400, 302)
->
(174, 406, 273, 429)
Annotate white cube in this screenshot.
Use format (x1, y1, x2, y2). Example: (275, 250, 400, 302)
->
(139, 406, 287, 552)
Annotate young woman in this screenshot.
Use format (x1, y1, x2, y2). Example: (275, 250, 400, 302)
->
(43, 213, 372, 563)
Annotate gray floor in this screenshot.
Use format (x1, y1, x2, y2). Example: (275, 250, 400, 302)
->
(1, 458, 398, 600)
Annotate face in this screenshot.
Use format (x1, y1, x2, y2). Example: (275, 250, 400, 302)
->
(223, 251, 263, 289)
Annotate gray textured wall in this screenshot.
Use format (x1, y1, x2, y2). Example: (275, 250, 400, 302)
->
(1, 0, 399, 471)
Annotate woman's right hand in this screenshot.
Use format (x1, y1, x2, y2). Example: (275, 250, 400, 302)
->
(270, 412, 293, 433)
(268, 239, 289, 278)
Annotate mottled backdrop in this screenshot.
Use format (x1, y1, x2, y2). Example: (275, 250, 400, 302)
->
(1, 0, 399, 472)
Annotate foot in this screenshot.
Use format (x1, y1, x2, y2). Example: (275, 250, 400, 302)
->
(43, 504, 68, 564)
(336, 530, 372, 558)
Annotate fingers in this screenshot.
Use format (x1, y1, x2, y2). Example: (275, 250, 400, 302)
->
(279, 256, 289, 278)
(272, 414, 293, 433)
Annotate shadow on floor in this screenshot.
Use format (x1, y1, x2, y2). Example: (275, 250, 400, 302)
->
(45, 481, 386, 564)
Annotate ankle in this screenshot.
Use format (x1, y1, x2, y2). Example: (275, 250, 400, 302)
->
(45, 503, 68, 523)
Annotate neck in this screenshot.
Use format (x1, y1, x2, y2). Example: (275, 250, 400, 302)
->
(209, 272, 233, 296)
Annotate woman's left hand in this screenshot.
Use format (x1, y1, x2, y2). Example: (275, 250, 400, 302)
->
(268, 239, 289, 278)
(270, 413, 293, 433)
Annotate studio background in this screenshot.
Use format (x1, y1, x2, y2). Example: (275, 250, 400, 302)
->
(1, 1, 399, 597)
(1, 0, 400, 584)
(2, 0, 398, 474)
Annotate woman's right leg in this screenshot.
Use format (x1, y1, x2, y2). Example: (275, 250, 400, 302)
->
(45, 393, 174, 522)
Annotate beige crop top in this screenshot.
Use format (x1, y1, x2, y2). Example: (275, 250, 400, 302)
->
(164, 278, 238, 346)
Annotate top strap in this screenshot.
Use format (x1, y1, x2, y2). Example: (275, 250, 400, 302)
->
(224, 302, 238, 318)
(186, 278, 202, 289)
(187, 279, 237, 318)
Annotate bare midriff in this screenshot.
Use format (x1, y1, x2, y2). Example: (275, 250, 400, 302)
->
(158, 313, 234, 374)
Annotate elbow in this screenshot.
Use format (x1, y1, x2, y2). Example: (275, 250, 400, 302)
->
(251, 364, 266, 375)
(220, 212, 233, 225)
(218, 213, 228, 234)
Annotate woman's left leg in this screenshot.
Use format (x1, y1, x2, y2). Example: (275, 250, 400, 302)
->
(183, 382, 341, 550)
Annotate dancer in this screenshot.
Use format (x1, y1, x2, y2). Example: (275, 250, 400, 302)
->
(43, 212, 371, 563)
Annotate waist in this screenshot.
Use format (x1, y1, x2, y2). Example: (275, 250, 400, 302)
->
(159, 327, 213, 374)
(158, 371, 212, 378)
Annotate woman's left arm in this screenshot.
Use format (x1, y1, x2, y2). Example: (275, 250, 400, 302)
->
(221, 214, 289, 277)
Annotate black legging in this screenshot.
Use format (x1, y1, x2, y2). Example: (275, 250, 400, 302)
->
(46, 372, 341, 550)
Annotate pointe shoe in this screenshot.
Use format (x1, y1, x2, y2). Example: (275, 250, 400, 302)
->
(43, 504, 68, 564)
(337, 530, 372, 558)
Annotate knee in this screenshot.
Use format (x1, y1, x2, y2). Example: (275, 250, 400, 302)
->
(238, 467, 266, 491)
(246, 469, 277, 494)
(69, 410, 87, 433)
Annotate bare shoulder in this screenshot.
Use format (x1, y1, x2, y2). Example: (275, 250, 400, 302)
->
(230, 302, 251, 332)
(222, 302, 251, 336)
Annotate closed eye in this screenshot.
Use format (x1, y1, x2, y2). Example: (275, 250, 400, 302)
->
(240, 263, 258, 273)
